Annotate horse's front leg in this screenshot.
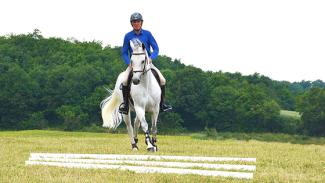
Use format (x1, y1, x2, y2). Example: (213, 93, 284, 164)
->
(151, 111, 159, 150)
(134, 106, 156, 152)
(133, 116, 141, 147)
(123, 113, 138, 150)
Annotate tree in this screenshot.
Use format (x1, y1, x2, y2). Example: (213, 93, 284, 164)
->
(235, 85, 281, 132)
(170, 66, 208, 130)
(206, 86, 239, 131)
(0, 62, 39, 129)
(296, 88, 325, 136)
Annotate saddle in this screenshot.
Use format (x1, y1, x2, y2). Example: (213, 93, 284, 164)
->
(125, 69, 161, 88)
(150, 69, 161, 85)
(122, 69, 161, 107)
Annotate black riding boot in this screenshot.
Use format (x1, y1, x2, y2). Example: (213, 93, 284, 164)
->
(160, 85, 172, 112)
(118, 85, 130, 114)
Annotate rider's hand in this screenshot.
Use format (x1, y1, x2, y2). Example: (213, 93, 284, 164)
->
(148, 58, 152, 64)
(128, 64, 132, 68)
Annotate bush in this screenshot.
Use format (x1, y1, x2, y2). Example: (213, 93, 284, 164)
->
(277, 115, 303, 134)
(20, 112, 48, 130)
(56, 105, 88, 131)
(82, 123, 107, 133)
(158, 112, 185, 134)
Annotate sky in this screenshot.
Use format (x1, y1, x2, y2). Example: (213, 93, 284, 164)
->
(1, 0, 325, 82)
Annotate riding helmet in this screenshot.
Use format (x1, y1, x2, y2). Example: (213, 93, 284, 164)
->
(130, 12, 143, 22)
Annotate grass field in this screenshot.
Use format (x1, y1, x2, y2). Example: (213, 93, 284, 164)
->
(280, 110, 301, 119)
(0, 130, 324, 182)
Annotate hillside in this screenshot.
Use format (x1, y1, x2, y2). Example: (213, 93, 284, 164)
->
(1, 31, 324, 135)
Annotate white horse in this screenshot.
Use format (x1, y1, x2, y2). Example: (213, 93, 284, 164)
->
(100, 39, 160, 152)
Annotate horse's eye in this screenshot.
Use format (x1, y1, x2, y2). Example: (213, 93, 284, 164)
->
(141, 60, 145, 64)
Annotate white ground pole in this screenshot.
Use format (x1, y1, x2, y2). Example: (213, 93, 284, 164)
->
(26, 153, 256, 179)
(30, 153, 256, 162)
(25, 161, 253, 179)
(28, 157, 256, 171)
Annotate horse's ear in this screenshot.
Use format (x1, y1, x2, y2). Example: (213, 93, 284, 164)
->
(142, 43, 145, 51)
(130, 40, 135, 50)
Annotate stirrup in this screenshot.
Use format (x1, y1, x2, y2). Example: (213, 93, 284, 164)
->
(160, 103, 172, 112)
(118, 103, 129, 114)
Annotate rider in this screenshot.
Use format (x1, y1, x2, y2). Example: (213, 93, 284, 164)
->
(119, 12, 172, 114)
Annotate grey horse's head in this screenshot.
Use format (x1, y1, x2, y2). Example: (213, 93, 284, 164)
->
(130, 39, 149, 85)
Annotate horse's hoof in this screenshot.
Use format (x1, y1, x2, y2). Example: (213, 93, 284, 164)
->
(147, 147, 156, 152)
(131, 143, 138, 150)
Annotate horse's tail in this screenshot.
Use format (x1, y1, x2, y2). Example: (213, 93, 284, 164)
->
(100, 88, 122, 130)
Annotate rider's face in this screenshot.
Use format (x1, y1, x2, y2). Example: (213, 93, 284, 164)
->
(131, 20, 142, 31)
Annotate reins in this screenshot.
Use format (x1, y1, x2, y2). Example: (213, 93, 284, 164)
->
(131, 52, 151, 74)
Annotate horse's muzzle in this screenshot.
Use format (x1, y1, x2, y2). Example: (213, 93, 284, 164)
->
(132, 79, 140, 85)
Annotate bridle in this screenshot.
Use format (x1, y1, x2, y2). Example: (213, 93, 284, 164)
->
(131, 52, 151, 75)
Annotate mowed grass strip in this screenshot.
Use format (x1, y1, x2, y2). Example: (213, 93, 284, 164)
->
(0, 130, 324, 183)
(280, 110, 301, 119)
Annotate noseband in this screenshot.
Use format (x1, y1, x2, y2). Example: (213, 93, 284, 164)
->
(132, 52, 151, 74)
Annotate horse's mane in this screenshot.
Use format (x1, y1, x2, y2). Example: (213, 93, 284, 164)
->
(131, 38, 145, 53)
(131, 38, 142, 48)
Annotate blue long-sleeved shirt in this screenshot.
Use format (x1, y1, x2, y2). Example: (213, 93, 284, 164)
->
(122, 29, 159, 65)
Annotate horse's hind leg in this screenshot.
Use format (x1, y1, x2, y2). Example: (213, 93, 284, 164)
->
(124, 114, 138, 150)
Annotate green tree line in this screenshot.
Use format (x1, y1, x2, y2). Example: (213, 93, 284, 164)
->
(0, 31, 324, 136)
